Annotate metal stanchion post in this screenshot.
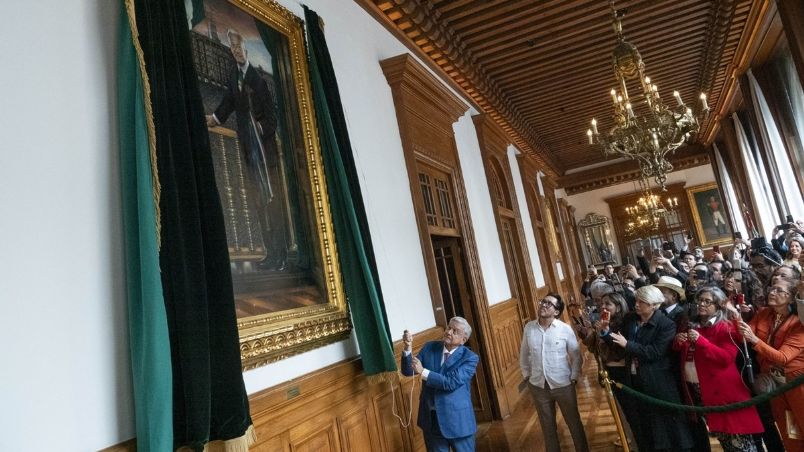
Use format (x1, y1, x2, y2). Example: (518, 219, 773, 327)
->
(601, 369, 630, 452)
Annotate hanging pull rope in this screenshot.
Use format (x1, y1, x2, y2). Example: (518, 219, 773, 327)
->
(390, 373, 419, 428)
(609, 372, 804, 413)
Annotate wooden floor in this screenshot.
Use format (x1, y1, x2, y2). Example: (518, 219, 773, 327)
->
(476, 352, 723, 451)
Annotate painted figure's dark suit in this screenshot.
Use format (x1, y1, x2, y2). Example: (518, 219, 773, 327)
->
(213, 63, 286, 266)
(401, 341, 479, 452)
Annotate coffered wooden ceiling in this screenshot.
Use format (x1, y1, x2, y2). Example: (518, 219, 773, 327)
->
(358, 0, 768, 185)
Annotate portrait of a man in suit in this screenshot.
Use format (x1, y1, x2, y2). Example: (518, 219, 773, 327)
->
(402, 317, 479, 452)
(206, 28, 287, 271)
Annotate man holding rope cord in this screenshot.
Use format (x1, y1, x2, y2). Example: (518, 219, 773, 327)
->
(402, 317, 479, 452)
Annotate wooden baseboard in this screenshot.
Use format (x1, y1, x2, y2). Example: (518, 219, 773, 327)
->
(102, 326, 445, 452)
(98, 438, 136, 451)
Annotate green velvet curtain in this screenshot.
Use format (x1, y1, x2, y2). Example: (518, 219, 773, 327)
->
(118, 2, 173, 450)
(127, 0, 253, 449)
(303, 6, 397, 380)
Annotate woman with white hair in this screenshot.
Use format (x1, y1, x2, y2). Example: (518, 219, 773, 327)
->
(607, 285, 693, 452)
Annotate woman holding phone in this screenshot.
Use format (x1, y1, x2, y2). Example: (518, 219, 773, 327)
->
(739, 277, 804, 451)
(674, 287, 762, 451)
(607, 286, 693, 451)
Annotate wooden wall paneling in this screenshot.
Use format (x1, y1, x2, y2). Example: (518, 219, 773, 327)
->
(370, 383, 409, 452)
(252, 433, 291, 452)
(289, 411, 341, 452)
(488, 298, 526, 415)
(338, 406, 379, 452)
(381, 53, 509, 421)
(245, 326, 444, 452)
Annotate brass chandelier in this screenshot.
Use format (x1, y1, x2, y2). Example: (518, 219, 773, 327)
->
(587, 1, 709, 190)
(624, 181, 679, 238)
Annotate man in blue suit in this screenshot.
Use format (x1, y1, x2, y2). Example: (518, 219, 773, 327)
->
(402, 317, 479, 452)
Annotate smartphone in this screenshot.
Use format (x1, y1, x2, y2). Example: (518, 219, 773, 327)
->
(687, 232, 693, 240)
(734, 231, 743, 239)
(600, 310, 611, 322)
(695, 268, 707, 280)
(787, 214, 795, 223)
(713, 245, 720, 253)
(652, 248, 662, 258)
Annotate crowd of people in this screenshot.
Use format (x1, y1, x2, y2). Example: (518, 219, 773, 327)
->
(573, 219, 804, 451)
(398, 221, 804, 452)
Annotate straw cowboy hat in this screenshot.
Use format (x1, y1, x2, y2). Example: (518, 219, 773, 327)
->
(653, 275, 685, 301)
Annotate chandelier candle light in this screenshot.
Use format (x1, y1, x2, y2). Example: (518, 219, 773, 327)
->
(588, 1, 710, 190)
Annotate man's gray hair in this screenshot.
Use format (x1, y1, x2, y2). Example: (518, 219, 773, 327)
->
(226, 29, 244, 48)
(590, 279, 615, 299)
(636, 285, 665, 306)
(450, 316, 472, 339)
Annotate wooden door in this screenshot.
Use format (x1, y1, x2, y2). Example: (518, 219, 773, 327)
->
(432, 236, 494, 422)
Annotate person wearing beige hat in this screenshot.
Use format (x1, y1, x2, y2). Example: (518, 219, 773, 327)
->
(653, 275, 691, 325)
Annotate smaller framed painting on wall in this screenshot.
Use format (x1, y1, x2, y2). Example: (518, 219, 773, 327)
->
(686, 182, 733, 246)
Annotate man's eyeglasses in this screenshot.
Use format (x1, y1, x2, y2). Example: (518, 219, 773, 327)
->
(539, 299, 558, 308)
(768, 287, 791, 295)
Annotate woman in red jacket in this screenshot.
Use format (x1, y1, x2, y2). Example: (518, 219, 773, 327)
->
(674, 286, 763, 452)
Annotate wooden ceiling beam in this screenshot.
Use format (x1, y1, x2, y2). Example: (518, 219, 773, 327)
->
(471, 0, 701, 57)
(491, 13, 710, 85)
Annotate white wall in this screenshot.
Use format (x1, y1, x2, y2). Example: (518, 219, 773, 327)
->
(0, 0, 522, 449)
(564, 164, 717, 259)
(0, 1, 131, 451)
(454, 115, 512, 305)
(508, 146, 546, 287)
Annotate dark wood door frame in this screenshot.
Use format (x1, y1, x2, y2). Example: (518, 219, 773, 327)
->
(381, 54, 509, 421)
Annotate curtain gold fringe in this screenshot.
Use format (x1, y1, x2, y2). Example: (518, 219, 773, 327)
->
(177, 425, 257, 452)
(366, 370, 400, 386)
(123, 0, 162, 249)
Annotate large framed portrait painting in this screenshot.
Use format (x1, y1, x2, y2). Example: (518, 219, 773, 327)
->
(185, 0, 350, 369)
(686, 182, 733, 247)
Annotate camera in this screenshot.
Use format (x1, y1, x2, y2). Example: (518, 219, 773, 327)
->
(734, 231, 742, 239)
(662, 241, 674, 251)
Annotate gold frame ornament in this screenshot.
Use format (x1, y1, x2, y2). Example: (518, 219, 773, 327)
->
(685, 182, 733, 247)
(192, 0, 350, 370)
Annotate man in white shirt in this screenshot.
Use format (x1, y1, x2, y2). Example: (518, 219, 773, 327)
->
(520, 293, 589, 452)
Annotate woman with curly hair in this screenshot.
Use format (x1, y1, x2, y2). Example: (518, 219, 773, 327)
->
(674, 287, 762, 451)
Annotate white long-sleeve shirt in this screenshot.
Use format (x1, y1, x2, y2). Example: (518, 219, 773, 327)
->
(520, 318, 582, 389)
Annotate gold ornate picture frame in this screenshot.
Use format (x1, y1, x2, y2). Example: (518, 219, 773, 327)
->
(186, 0, 350, 370)
(686, 182, 733, 247)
